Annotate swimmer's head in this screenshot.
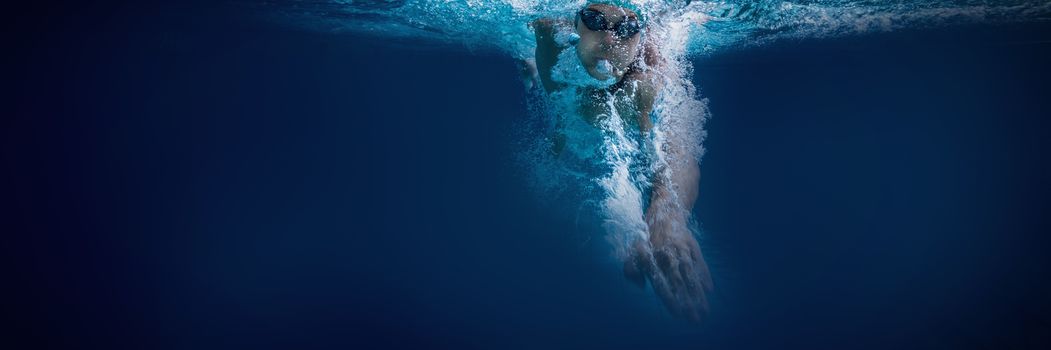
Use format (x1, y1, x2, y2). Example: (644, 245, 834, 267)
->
(574, 1, 645, 81)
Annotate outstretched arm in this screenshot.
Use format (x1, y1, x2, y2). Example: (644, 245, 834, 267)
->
(532, 19, 566, 92)
(625, 39, 713, 322)
(647, 138, 699, 221)
(628, 122, 712, 322)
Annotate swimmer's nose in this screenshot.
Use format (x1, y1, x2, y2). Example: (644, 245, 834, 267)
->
(602, 31, 616, 44)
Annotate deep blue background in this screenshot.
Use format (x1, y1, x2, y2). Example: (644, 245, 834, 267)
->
(4, 2, 1050, 349)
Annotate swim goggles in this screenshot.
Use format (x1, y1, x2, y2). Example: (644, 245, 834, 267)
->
(577, 8, 642, 39)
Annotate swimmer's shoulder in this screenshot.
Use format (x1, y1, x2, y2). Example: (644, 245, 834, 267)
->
(630, 40, 666, 102)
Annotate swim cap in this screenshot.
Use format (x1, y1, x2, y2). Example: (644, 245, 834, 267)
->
(585, 0, 647, 25)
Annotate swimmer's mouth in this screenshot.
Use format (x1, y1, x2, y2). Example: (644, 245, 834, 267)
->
(594, 59, 616, 80)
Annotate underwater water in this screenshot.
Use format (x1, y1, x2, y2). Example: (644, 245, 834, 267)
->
(5, 1, 1051, 349)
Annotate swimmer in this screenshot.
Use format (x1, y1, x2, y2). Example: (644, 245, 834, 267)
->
(529, 0, 714, 321)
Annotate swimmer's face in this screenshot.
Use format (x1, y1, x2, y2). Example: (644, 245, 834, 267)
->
(574, 4, 643, 81)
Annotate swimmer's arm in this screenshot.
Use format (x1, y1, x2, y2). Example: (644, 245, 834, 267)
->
(641, 32, 696, 222)
(634, 80, 657, 132)
(532, 19, 565, 92)
(646, 134, 700, 226)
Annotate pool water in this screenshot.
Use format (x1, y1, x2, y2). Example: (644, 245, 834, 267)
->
(5, 1, 1051, 349)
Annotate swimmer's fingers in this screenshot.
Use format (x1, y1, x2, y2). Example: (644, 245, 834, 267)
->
(686, 237, 714, 292)
(655, 244, 711, 322)
(530, 18, 555, 31)
(624, 239, 653, 288)
(675, 240, 713, 321)
(645, 257, 679, 318)
(655, 247, 691, 316)
(623, 257, 646, 289)
(518, 58, 540, 89)
(677, 253, 711, 321)
(627, 229, 713, 322)
(655, 247, 685, 295)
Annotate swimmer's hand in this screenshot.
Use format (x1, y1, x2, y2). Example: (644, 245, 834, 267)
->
(625, 209, 713, 322)
(519, 58, 540, 90)
(532, 18, 566, 92)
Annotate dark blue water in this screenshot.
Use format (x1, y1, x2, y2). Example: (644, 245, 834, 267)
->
(5, 2, 1050, 349)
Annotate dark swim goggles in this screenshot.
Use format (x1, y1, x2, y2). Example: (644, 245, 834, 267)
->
(577, 8, 642, 39)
